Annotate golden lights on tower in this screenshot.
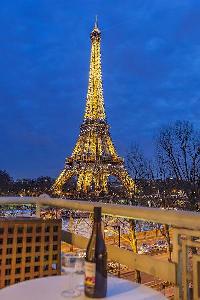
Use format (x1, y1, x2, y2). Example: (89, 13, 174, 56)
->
(52, 20, 135, 197)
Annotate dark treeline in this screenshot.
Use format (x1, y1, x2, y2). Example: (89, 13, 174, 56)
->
(0, 171, 54, 196)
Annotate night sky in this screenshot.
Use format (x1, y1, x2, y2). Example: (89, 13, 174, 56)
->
(0, 0, 200, 179)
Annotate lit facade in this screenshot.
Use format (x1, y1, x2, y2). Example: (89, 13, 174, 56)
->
(53, 21, 135, 197)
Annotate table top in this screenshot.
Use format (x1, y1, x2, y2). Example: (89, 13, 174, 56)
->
(0, 275, 167, 300)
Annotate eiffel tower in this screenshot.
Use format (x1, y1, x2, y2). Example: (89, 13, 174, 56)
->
(52, 19, 135, 197)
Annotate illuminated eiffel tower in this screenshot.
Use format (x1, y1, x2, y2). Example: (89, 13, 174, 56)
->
(53, 19, 135, 197)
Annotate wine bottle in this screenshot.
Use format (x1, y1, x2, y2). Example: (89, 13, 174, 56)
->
(84, 206, 107, 298)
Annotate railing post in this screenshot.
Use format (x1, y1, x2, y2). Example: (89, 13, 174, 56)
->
(36, 204, 41, 218)
(129, 219, 141, 284)
(172, 228, 181, 300)
(69, 211, 74, 252)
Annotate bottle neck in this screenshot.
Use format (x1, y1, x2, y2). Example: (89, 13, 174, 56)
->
(93, 207, 102, 233)
(94, 210, 101, 223)
(93, 220, 102, 234)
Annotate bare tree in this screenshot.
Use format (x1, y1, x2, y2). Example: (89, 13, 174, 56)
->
(156, 121, 200, 209)
(129, 219, 141, 283)
(126, 144, 155, 197)
(127, 145, 150, 179)
(159, 224, 172, 262)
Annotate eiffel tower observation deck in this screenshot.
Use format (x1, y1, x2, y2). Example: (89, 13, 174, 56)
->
(52, 19, 135, 198)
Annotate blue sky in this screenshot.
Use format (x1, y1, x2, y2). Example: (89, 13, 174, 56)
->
(0, 0, 200, 178)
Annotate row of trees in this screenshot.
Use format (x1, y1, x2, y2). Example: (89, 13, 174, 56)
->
(127, 120, 200, 210)
(0, 171, 54, 196)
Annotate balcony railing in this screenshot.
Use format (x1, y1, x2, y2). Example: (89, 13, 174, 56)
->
(0, 196, 200, 300)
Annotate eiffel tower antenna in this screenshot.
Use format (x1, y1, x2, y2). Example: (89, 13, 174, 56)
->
(52, 21, 135, 198)
(95, 15, 98, 28)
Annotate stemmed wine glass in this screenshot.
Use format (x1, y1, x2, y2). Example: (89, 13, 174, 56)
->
(61, 252, 85, 298)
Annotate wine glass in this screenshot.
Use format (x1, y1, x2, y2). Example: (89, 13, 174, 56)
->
(61, 253, 85, 298)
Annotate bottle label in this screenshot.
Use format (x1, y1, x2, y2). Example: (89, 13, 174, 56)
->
(85, 261, 96, 289)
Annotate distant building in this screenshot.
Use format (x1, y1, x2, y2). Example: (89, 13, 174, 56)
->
(0, 217, 61, 288)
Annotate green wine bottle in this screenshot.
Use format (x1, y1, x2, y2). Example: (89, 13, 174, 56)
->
(84, 207, 107, 298)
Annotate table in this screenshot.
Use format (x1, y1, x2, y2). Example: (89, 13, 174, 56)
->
(0, 275, 167, 300)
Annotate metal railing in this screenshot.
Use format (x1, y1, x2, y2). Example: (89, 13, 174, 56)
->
(0, 196, 200, 300)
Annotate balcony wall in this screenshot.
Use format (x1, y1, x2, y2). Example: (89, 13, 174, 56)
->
(0, 196, 200, 300)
